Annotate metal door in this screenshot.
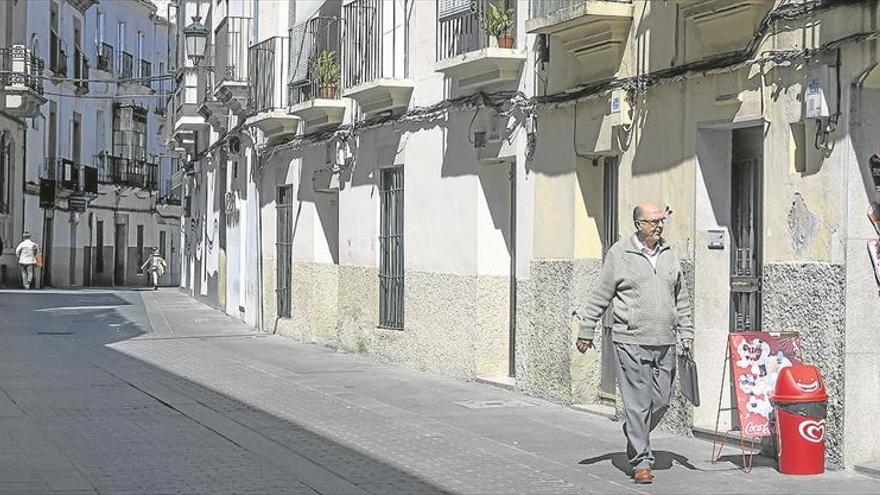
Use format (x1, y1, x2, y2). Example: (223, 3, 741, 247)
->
(730, 127, 763, 331)
(599, 156, 620, 399)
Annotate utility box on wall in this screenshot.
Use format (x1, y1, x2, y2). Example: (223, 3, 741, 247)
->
(804, 63, 838, 120)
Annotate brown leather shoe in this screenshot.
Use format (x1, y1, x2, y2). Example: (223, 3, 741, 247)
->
(633, 467, 654, 484)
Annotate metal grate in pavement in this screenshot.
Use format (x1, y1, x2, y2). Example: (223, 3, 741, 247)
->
(454, 399, 538, 409)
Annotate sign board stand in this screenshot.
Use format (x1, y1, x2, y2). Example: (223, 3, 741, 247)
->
(711, 331, 803, 473)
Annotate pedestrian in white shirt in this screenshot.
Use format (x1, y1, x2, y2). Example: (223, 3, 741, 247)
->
(15, 231, 39, 290)
(140, 248, 167, 290)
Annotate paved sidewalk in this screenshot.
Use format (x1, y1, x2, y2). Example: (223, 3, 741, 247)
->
(1, 289, 879, 494)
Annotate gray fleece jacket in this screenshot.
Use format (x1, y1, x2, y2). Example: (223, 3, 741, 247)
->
(575, 235, 694, 346)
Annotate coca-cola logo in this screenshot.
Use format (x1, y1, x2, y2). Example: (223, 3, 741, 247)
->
(798, 419, 825, 443)
(795, 380, 820, 393)
(744, 422, 769, 436)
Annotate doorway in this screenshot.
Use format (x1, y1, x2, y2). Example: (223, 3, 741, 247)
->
(114, 223, 127, 286)
(729, 127, 763, 331)
(508, 161, 517, 378)
(43, 216, 54, 287)
(599, 156, 620, 400)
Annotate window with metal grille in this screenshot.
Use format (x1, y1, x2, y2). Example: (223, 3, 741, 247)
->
(276, 185, 293, 318)
(96, 221, 104, 273)
(379, 167, 404, 329)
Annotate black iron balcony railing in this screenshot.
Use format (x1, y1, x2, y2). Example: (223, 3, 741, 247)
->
(343, 0, 406, 88)
(96, 152, 158, 190)
(119, 51, 133, 79)
(289, 16, 341, 105)
(139, 59, 151, 87)
(97, 42, 114, 72)
(249, 36, 289, 113)
(437, 0, 516, 61)
(215, 16, 252, 85)
(0, 46, 45, 93)
(43, 158, 97, 192)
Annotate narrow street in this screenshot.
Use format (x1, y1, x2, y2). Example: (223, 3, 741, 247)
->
(0, 289, 875, 494)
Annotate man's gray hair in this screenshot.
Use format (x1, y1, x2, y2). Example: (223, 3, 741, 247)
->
(22, 231, 31, 238)
(632, 205, 644, 223)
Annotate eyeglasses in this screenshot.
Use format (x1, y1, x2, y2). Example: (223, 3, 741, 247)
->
(638, 218, 666, 227)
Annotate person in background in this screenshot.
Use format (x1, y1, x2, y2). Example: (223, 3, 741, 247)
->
(15, 231, 39, 290)
(140, 247, 167, 290)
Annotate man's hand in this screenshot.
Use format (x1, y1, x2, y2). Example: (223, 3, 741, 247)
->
(681, 339, 694, 351)
(576, 338, 594, 353)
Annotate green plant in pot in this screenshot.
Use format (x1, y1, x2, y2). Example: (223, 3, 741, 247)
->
(480, 2, 515, 49)
(314, 50, 340, 99)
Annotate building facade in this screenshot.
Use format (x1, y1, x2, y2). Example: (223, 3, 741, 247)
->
(1, 0, 181, 289)
(169, 0, 880, 471)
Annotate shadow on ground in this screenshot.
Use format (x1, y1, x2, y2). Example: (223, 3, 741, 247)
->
(0, 291, 451, 494)
(580, 450, 701, 476)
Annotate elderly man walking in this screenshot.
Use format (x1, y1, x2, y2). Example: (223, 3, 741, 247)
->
(15, 231, 39, 290)
(574, 203, 694, 484)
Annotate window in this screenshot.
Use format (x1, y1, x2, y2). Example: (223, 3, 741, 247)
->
(96, 11, 105, 45)
(71, 112, 82, 164)
(136, 224, 144, 272)
(96, 220, 104, 273)
(379, 167, 404, 329)
(112, 104, 147, 160)
(0, 131, 11, 214)
(159, 230, 166, 259)
(50, 2, 60, 73)
(276, 185, 293, 318)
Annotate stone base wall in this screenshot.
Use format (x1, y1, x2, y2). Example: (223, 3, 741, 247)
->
(277, 264, 510, 380)
(762, 262, 846, 469)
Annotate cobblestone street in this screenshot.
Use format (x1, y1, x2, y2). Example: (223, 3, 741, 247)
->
(1, 289, 878, 494)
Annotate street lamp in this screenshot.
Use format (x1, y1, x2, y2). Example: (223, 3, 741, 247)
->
(183, 16, 208, 65)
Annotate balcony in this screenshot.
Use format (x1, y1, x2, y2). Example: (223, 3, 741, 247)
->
(341, 0, 413, 115)
(247, 37, 298, 142)
(160, 166, 184, 205)
(119, 51, 133, 79)
(0, 46, 46, 119)
(96, 42, 114, 73)
(42, 158, 98, 197)
(171, 69, 208, 155)
(526, 0, 633, 82)
(682, 0, 772, 60)
(289, 17, 346, 131)
(139, 59, 152, 89)
(96, 153, 158, 190)
(196, 45, 227, 131)
(434, 0, 525, 90)
(215, 16, 252, 116)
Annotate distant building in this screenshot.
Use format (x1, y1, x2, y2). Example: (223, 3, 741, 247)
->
(1, 0, 182, 288)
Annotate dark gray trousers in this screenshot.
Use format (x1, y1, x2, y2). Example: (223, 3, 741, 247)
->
(615, 343, 676, 469)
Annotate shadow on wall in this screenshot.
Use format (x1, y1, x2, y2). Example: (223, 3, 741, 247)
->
(852, 65, 880, 206)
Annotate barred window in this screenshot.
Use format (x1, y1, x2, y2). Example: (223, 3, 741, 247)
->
(379, 167, 404, 329)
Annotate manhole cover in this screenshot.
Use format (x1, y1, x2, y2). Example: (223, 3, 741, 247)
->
(454, 399, 537, 409)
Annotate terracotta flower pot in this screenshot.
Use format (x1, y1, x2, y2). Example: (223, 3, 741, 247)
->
(497, 32, 515, 49)
(319, 84, 337, 99)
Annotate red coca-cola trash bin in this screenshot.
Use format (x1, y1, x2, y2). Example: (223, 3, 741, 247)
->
(772, 364, 828, 475)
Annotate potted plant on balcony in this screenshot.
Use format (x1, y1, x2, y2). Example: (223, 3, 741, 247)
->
(314, 50, 340, 99)
(480, 2, 515, 49)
